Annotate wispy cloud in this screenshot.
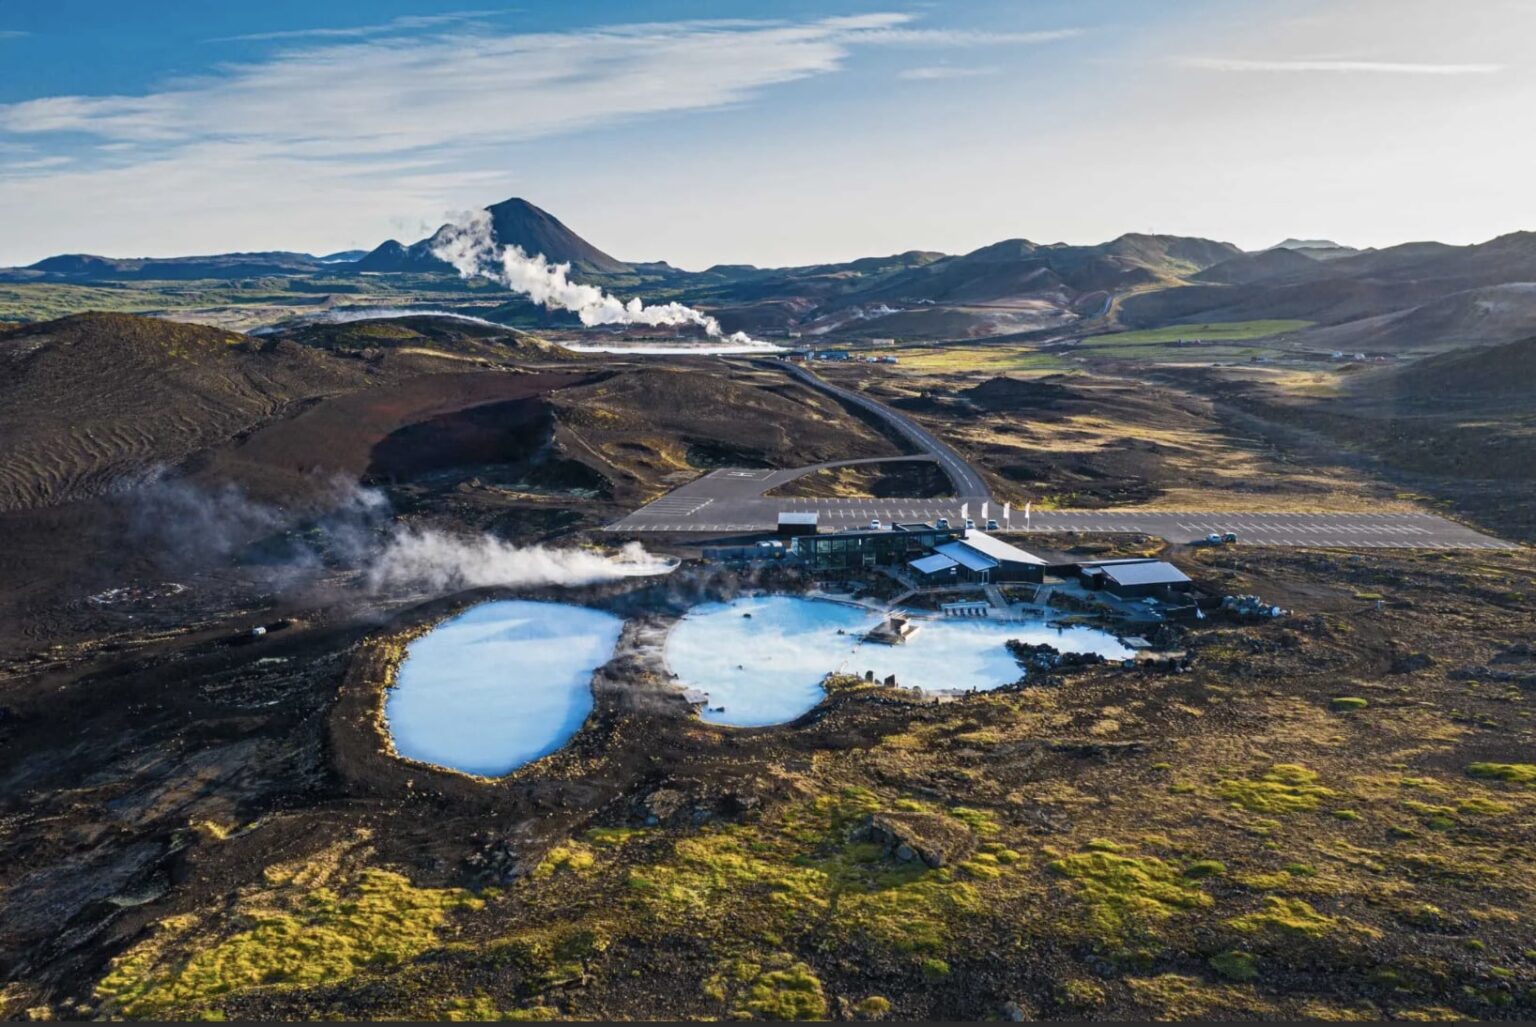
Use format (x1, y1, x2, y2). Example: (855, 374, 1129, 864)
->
(1175, 57, 1502, 75)
(900, 65, 1002, 81)
(0, 12, 1076, 158)
(0, 30, 29, 40)
(209, 10, 501, 44)
(0, 11, 1080, 262)
(853, 27, 1080, 47)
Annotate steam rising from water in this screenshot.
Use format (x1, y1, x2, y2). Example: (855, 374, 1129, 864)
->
(431, 210, 756, 343)
(124, 472, 675, 596)
(368, 532, 676, 592)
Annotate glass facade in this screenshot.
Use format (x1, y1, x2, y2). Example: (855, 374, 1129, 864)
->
(796, 526, 959, 572)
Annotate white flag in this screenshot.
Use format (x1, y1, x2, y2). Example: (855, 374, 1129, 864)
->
(960, 502, 969, 519)
(981, 501, 989, 519)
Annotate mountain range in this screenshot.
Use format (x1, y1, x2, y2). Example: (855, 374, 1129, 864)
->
(10, 197, 1536, 350)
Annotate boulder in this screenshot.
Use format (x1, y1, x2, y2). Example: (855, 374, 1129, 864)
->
(852, 811, 976, 869)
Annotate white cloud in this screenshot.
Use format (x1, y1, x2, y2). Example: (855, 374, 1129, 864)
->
(208, 10, 502, 43)
(1175, 57, 1502, 75)
(0, 11, 1082, 263)
(0, 30, 29, 40)
(848, 27, 1080, 47)
(900, 65, 1002, 81)
(0, 18, 881, 154)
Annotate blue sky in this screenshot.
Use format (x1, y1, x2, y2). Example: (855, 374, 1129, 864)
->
(0, 1, 1529, 266)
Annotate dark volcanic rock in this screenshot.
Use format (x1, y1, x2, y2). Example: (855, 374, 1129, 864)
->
(852, 811, 976, 869)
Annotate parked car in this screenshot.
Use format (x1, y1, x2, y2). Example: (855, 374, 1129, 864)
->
(869, 518, 882, 530)
(985, 518, 999, 531)
(936, 517, 950, 529)
(964, 518, 976, 530)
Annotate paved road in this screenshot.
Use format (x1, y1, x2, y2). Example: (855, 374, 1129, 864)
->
(772, 360, 989, 499)
(605, 360, 1517, 550)
(604, 469, 1514, 549)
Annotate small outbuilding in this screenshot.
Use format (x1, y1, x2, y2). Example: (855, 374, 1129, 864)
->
(1081, 559, 1192, 600)
(777, 511, 820, 537)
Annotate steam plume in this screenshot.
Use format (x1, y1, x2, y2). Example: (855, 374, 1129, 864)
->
(431, 210, 754, 342)
(122, 471, 675, 596)
(368, 531, 676, 593)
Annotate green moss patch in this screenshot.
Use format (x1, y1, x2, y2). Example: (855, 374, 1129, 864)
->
(1218, 765, 1337, 814)
(1467, 763, 1536, 785)
(704, 953, 828, 1021)
(1226, 897, 1340, 939)
(96, 868, 482, 1018)
(1209, 950, 1258, 982)
(1048, 847, 1212, 944)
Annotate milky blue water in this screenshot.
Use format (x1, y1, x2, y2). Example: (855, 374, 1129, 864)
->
(666, 595, 1134, 727)
(385, 600, 622, 776)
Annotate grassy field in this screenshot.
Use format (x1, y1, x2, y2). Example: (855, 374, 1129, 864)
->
(0, 275, 497, 327)
(884, 345, 1072, 374)
(1083, 320, 1314, 347)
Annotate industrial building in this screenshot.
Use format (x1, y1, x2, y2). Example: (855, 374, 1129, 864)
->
(777, 511, 820, 537)
(1079, 559, 1193, 600)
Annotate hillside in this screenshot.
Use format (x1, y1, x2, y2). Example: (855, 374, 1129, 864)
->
(0, 314, 385, 511)
(0, 312, 590, 513)
(1290, 283, 1536, 355)
(1192, 246, 1326, 286)
(271, 314, 579, 362)
(1364, 332, 1536, 400)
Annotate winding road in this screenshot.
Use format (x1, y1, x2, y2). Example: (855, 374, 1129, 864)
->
(602, 361, 1517, 550)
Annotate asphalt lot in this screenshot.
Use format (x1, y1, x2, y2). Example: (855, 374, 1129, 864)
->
(604, 468, 1516, 549)
(604, 362, 1517, 550)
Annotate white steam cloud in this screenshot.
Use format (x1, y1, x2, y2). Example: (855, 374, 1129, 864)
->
(368, 530, 676, 593)
(431, 210, 755, 343)
(124, 471, 676, 597)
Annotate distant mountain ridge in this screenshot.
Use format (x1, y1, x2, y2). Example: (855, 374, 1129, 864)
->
(9, 197, 1536, 353)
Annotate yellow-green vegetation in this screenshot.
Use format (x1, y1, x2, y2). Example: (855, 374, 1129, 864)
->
(883, 344, 1070, 374)
(478, 923, 609, 989)
(1467, 762, 1536, 785)
(703, 953, 828, 1021)
(1227, 897, 1356, 940)
(532, 842, 598, 878)
(1218, 764, 1337, 814)
(96, 865, 482, 1018)
(1124, 973, 1269, 1019)
(624, 790, 997, 960)
(584, 826, 651, 847)
(855, 995, 893, 1018)
(1085, 320, 1314, 346)
(1209, 950, 1259, 981)
(1331, 696, 1369, 712)
(1047, 846, 1213, 945)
